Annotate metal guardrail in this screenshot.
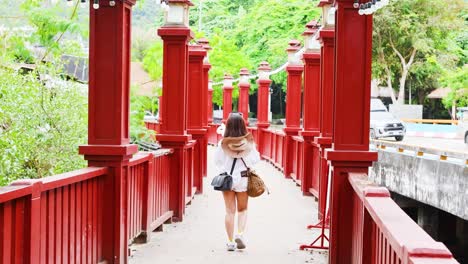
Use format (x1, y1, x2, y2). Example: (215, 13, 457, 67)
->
(402, 118, 459, 125)
(371, 139, 468, 165)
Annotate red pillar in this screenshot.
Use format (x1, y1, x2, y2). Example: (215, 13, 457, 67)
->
(158, 95, 163, 124)
(78, 1, 137, 262)
(222, 74, 234, 123)
(198, 38, 211, 178)
(300, 21, 321, 196)
(324, 1, 378, 263)
(238, 68, 251, 125)
(283, 40, 303, 179)
(256, 62, 272, 157)
(156, 0, 195, 222)
(315, 25, 335, 219)
(188, 44, 207, 194)
(207, 82, 214, 123)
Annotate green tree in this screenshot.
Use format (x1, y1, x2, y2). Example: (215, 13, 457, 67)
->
(372, 0, 465, 104)
(442, 65, 468, 109)
(0, 68, 88, 186)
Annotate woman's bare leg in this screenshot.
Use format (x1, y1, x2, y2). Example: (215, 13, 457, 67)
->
(236, 192, 249, 234)
(223, 191, 237, 241)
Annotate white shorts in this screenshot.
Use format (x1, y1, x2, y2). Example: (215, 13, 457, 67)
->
(231, 176, 248, 192)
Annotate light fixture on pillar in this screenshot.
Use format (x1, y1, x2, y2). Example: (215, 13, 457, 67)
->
(80, 0, 86, 8)
(353, 0, 360, 8)
(302, 20, 321, 52)
(319, 1, 333, 27)
(223, 73, 234, 87)
(286, 40, 302, 65)
(67, 0, 74, 7)
(359, 0, 388, 15)
(162, 0, 193, 27)
(258, 61, 271, 81)
(198, 38, 211, 63)
(239, 68, 250, 86)
(93, 0, 99, 9)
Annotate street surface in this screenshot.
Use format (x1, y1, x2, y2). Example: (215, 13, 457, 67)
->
(380, 136, 468, 153)
(130, 147, 328, 264)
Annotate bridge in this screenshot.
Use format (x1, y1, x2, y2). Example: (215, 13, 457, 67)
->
(0, 0, 462, 263)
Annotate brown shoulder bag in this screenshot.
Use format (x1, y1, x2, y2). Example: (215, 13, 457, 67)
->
(240, 158, 269, 197)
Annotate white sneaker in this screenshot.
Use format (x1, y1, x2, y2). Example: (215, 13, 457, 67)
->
(226, 241, 236, 251)
(234, 234, 246, 249)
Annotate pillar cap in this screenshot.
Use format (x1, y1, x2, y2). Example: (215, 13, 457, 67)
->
(167, 0, 194, 6)
(197, 38, 212, 51)
(258, 61, 271, 71)
(239, 68, 250, 76)
(286, 39, 301, 52)
(223, 74, 234, 88)
(302, 20, 321, 36)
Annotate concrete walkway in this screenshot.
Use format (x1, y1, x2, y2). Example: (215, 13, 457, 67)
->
(130, 146, 328, 264)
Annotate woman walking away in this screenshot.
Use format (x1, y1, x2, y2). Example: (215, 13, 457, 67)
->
(214, 113, 260, 251)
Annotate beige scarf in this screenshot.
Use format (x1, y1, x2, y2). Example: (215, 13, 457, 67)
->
(221, 133, 254, 158)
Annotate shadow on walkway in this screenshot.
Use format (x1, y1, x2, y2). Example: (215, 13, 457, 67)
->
(130, 146, 328, 264)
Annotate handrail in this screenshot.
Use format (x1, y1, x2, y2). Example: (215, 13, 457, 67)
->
(402, 119, 459, 125)
(26, 166, 107, 192)
(371, 139, 468, 164)
(349, 173, 459, 263)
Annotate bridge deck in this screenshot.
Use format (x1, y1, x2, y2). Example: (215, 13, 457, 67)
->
(129, 146, 328, 264)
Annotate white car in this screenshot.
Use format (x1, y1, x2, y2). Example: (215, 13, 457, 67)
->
(143, 111, 158, 122)
(370, 98, 406, 141)
(457, 107, 468, 144)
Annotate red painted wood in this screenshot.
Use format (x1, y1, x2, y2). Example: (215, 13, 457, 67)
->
(238, 80, 250, 125)
(285, 65, 303, 130)
(332, 1, 373, 152)
(207, 85, 214, 124)
(187, 44, 207, 194)
(347, 173, 458, 264)
(256, 79, 271, 128)
(188, 45, 207, 131)
(315, 26, 335, 220)
(86, 1, 135, 146)
(222, 75, 234, 123)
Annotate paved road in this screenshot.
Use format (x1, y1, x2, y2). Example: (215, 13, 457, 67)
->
(379, 136, 468, 153)
(130, 147, 328, 264)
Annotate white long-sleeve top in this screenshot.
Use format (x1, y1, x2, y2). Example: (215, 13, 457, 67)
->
(214, 142, 261, 192)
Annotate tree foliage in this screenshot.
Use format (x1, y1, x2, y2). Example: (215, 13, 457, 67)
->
(372, 0, 465, 105)
(0, 68, 87, 185)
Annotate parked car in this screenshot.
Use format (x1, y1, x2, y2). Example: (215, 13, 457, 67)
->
(457, 107, 468, 144)
(143, 111, 158, 122)
(370, 98, 406, 141)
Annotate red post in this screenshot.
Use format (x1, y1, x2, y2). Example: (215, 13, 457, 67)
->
(283, 40, 303, 179)
(158, 95, 163, 126)
(198, 38, 212, 178)
(156, 0, 195, 222)
(207, 82, 214, 123)
(238, 68, 251, 124)
(188, 44, 207, 194)
(78, 1, 138, 262)
(324, 1, 378, 263)
(222, 74, 234, 123)
(256, 62, 272, 157)
(300, 21, 321, 196)
(315, 24, 336, 219)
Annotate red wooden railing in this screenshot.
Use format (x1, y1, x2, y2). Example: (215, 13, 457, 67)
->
(0, 149, 175, 263)
(348, 172, 458, 264)
(0, 167, 108, 264)
(127, 149, 173, 244)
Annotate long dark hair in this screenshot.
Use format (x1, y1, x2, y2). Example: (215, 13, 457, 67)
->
(224, 113, 248, 138)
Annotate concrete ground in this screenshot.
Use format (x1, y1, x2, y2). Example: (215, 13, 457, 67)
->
(129, 146, 329, 264)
